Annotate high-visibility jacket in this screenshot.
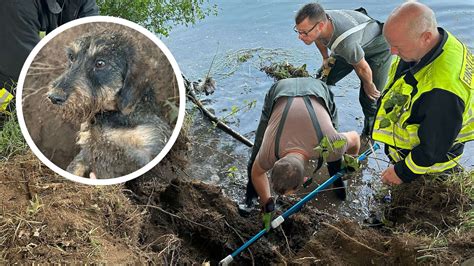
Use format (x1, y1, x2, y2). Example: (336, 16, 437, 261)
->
(372, 29, 473, 182)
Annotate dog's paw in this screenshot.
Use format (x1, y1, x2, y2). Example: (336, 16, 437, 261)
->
(66, 161, 88, 177)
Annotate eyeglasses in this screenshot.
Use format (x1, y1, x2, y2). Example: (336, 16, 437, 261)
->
(293, 21, 320, 36)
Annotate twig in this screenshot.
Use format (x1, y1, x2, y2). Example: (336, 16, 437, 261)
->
(0, 181, 29, 184)
(183, 75, 253, 147)
(293, 257, 321, 263)
(321, 222, 387, 256)
(417, 247, 448, 252)
(279, 227, 293, 256)
(224, 220, 255, 266)
(369, 142, 382, 171)
(272, 246, 288, 265)
(139, 204, 218, 233)
(205, 43, 219, 79)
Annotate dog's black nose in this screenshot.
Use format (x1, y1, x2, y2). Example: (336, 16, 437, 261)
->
(48, 94, 66, 105)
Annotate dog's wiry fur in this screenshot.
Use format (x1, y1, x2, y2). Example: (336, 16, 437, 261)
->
(47, 30, 171, 179)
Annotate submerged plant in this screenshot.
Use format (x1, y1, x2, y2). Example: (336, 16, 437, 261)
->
(260, 62, 310, 81)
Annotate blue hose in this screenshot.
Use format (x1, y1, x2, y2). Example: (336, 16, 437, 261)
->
(219, 143, 380, 265)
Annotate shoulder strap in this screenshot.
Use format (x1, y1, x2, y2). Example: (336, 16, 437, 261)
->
(303, 96, 324, 171)
(330, 20, 372, 51)
(274, 97, 294, 160)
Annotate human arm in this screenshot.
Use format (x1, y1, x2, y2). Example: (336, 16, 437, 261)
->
(340, 131, 361, 156)
(246, 86, 277, 203)
(315, 40, 331, 67)
(381, 165, 402, 185)
(77, 0, 99, 17)
(251, 160, 271, 206)
(393, 90, 464, 183)
(353, 57, 380, 101)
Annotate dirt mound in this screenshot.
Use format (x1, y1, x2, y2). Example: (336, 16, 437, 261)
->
(385, 174, 472, 234)
(295, 219, 425, 265)
(2, 151, 472, 264)
(0, 152, 144, 264)
(129, 177, 336, 264)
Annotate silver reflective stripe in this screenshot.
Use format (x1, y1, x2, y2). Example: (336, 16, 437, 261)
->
(0, 90, 10, 104)
(373, 128, 417, 143)
(457, 131, 474, 139)
(388, 147, 402, 162)
(462, 116, 474, 127)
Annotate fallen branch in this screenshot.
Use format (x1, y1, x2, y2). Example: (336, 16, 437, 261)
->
(183, 75, 253, 147)
(321, 222, 387, 256)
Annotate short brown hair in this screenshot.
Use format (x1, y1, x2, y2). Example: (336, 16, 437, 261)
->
(295, 3, 327, 25)
(271, 155, 305, 195)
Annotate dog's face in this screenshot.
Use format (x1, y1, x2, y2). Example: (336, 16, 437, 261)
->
(47, 32, 142, 122)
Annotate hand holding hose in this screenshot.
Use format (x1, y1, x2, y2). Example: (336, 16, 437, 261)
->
(261, 197, 275, 231)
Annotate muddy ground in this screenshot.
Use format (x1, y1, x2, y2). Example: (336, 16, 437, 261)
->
(1, 144, 473, 264)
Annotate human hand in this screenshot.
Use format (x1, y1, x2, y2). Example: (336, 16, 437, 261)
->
(381, 165, 403, 186)
(323, 57, 335, 68)
(323, 57, 330, 68)
(363, 82, 380, 101)
(90, 172, 97, 179)
(261, 197, 275, 231)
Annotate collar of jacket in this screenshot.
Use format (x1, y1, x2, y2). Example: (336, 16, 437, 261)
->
(45, 0, 62, 14)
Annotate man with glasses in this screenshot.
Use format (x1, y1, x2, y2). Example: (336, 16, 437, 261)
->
(294, 3, 391, 138)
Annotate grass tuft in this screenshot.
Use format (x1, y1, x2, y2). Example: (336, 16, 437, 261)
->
(0, 111, 28, 160)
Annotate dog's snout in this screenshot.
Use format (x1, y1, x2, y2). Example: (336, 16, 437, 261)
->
(48, 93, 67, 105)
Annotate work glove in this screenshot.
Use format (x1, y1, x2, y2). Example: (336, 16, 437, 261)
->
(261, 197, 275, 231)
(315, 57, 336, 83)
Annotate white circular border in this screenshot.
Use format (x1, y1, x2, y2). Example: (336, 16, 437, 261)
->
(16, 16, 186, 185)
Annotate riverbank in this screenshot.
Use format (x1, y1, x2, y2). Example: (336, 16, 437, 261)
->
(1, 142, 472, 264)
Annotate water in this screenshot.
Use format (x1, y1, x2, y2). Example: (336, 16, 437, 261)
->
(162, 1, 474, 219)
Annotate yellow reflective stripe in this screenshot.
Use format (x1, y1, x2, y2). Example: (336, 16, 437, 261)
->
(388, 146, 403, 162)
(405, 153, 461, 174)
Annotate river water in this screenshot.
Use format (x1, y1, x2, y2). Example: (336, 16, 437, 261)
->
(162, 1, 474, 219)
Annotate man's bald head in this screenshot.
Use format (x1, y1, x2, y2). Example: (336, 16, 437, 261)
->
(385, 2, 437, 38)
(383, 2, 440, 63)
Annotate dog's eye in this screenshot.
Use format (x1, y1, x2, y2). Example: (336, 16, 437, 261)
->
(95, 60, 106, 69)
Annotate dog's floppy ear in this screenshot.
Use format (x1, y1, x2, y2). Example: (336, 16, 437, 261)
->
(117, 57, 149, 115)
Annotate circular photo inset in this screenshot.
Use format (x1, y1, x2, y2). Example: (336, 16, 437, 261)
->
(17, 16, 185, 185)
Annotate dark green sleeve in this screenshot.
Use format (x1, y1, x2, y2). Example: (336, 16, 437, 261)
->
(77, 0, 99, 17)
